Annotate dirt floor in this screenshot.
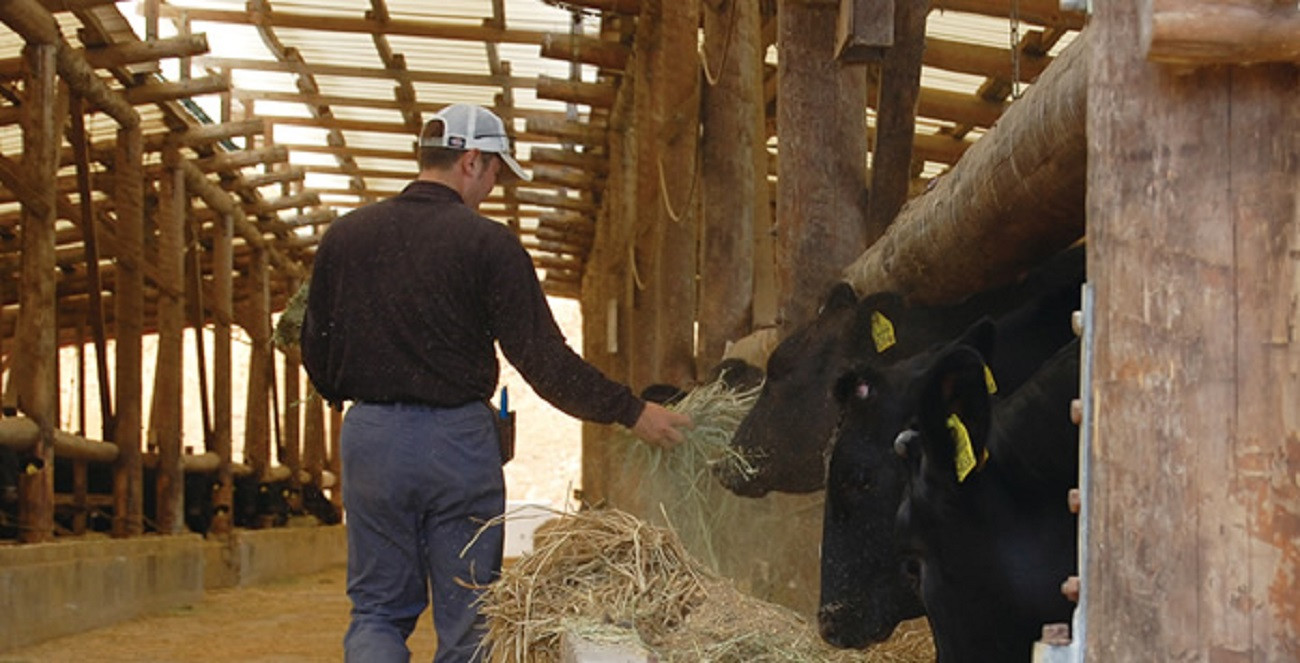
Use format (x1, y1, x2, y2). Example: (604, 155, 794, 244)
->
(1, 564, 411, 663)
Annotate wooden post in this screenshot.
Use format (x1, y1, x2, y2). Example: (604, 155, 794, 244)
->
(698, 0, 764, 368)
(862, 0, 928, 243)
(14, 43, 60, 544)
(836, 0, 893, 63)
(1086, 1, 1300, 657)
(210, 211, 234, 535)
(650, 0, 699, 388)
(302, 387, 325, 488)
(243, 248, 271, 480)
(628, 4, 660, 392)
(112, 125, 145, 537)
(775, 0, 869, 329)
(152, 148, 186, 534)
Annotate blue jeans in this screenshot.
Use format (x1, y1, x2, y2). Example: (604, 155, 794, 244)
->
(341, 401, 505, 663)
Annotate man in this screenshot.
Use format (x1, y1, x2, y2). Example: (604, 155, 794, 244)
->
(301, 103, 693, 662)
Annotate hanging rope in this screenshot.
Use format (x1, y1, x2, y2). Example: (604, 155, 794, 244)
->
(657, 149, 702, 224)
(700, 0, 740, 87)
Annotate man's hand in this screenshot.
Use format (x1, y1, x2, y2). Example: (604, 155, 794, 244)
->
(631, 401, 693, 449)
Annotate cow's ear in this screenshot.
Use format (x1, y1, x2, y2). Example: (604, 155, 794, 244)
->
(820, 282, 859, 316)
(917, 346, 993, 483)
(853, 291, 906, 355)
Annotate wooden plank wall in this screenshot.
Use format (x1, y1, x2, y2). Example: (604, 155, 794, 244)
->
(1086, 0, 1300, 657)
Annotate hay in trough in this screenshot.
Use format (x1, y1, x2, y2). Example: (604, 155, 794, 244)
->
(477, 507, 934, 662)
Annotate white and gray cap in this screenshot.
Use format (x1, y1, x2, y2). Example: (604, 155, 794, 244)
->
(419, 103, 531, 181)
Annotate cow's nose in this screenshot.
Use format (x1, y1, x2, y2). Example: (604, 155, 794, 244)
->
(710, 459, 769, 497)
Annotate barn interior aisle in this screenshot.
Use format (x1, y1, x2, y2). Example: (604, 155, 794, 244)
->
(3, 0, 1297, 658)
(0, 565, 424, 663)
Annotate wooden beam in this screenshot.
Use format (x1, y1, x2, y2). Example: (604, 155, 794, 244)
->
(924, 36, 1052, 82)
(1087, 1, 1300, 657)
(121, 74, 228, 105)
(0, 34, 211, 80)
(0, 0, 139, 129)
(536, 74, 616, 108)
(151, 154, 185, 534)
(13, 42, 60, 543)
(1142, 0, 1300, 65)
(864, 0, 929, 243)
(529, 146, 607, 172)
(158, 4, 549, 45)
(111, 124, 145, 536)
(776, 0, 870, 329)
(196, 55, 534, 89)
(842, 27, 1090, 304)
(934, 0, 1086, 30)
(836, 0, 893, 63)
(539, 33, 630, 69)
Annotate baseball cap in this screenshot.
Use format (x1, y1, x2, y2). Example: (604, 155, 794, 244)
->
(419, 103, 531, 182)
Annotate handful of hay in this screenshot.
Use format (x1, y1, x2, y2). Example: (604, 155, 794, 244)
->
(477, 507, 933, 662)
(272, 279, 310, 351)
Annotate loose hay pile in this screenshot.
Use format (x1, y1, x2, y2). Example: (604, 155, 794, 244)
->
(477, 508, 933, 662)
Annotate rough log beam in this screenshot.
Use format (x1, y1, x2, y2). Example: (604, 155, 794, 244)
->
(0, 0, 139, 129)
(1143, 0, 1300, 65)
(935, 0, 1086, 30)
(842, 27, 1090, 304)
(196, 55, 535, 89)
(536, 74, 616, 108)
(120, 74, 229, 106)
(179, 160, 306, 280)
(158, 4, 549, 45)
(0, 34, 210, 80)
(539, 33, 630, 69)
(530, 146, 608, 172)
(0, 417, 119, 463)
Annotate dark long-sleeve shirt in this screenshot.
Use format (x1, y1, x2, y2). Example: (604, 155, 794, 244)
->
(301, 180, 644, 428)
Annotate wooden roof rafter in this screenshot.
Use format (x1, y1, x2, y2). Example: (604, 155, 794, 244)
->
(246, 0, 366, 196)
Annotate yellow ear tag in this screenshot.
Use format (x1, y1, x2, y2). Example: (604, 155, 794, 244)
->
(871, 312, 896, 353)
(948, 414, 977, 482)
(983, 364, 998, 395)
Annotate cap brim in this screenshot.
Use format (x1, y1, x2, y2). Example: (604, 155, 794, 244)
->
(498, 153, 530, 182)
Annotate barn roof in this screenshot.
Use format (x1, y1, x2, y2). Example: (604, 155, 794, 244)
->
(0, 0, 1084, 314)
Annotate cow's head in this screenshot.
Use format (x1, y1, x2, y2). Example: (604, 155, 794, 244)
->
(716, 286, 909, 497)
(818, 320, 995, 649)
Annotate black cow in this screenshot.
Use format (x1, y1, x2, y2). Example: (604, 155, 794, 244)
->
(233, 476, 292, 528)
(893, 333, 1079, 661)
(817, 312, 1081, 649)
(719, 245, 1084, 498)
(0, 446, 21, 538)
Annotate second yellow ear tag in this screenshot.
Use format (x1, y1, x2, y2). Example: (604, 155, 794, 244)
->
(871, 312, 896, 353)
(948, 414, 977, 482)
(983, 364, 998, 395)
